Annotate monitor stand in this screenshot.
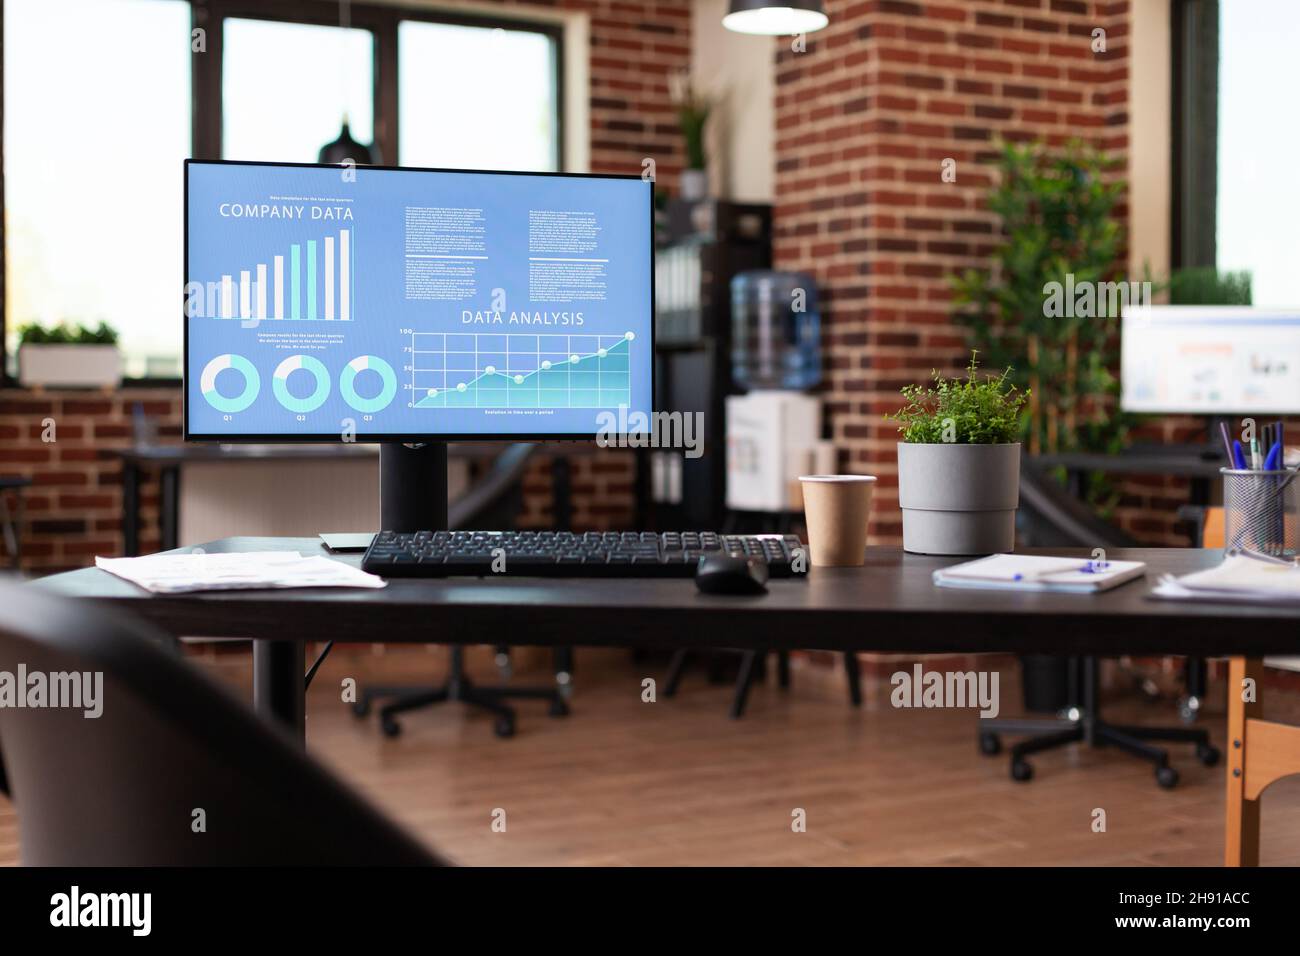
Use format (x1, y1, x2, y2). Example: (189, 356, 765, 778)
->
(363, 441, 569, 738)
(380, 442, 448, 531)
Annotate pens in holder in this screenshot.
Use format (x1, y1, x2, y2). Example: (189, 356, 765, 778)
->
(1220, 421, 1235, 463)
(1233, 440, 1247, 470)
(1264, 441, 1283, 472)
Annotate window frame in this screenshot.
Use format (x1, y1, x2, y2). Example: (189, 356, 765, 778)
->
(1169, 0, 1219, 272)
(0, 0, 565, 386)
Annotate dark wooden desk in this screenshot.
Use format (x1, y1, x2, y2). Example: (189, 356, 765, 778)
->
(113, 443, 611, 556)
(1033, 449, 1226, 507)
(32, 539, 1300, 866)
(115, 445, 379, 556)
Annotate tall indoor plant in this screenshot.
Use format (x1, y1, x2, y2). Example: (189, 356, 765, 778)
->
(950, 141, 1127, 507)
(888, 354, 1028, 555)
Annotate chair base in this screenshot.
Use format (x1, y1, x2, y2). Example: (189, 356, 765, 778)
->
(664, 648, 861, 719)
(979, 657, 1220, 788)
(354, 647, 569, 739)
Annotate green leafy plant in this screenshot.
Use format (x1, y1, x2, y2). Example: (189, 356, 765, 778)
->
(1167, 267, 1252, 305)
(669, 70, 711, 172)
(888, 351, 1028, 444)
(951, 140, 1126, 459)
(17, 320, 119, 346)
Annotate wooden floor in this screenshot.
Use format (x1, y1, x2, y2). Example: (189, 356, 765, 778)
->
(4, 647, 1300, 866)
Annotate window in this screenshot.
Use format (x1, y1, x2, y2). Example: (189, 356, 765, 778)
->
(1216, 0, 1300, 305)
(1173, 0, 1300, 305)
(222, 17, 374, 163)
(4, 0, 192, 378)
(2, 0, 564, 382)
(399, 20, 559, 171)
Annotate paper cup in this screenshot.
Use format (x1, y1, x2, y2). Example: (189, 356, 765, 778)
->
(799, 475, 877, 567)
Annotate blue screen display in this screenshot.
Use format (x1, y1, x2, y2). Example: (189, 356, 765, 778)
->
(185, 162, 653, 439)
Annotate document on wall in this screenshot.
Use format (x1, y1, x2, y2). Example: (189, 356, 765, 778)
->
(95, 551, 387, 593)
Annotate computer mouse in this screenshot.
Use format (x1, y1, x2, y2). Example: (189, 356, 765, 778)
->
(695, 553, 769, 595)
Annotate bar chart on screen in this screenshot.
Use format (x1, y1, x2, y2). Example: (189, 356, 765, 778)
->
(406, 331, 633, 409)
(199, 228, 355, 322)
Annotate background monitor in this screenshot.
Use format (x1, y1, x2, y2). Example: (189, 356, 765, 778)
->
(1120, 305, 1300, 414)
(185, 161, 654, 441)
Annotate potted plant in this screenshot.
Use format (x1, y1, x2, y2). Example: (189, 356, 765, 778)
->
(17, 320, 122, 388)
(669, 70, 712, 202)
(888, 353, 1028, 555)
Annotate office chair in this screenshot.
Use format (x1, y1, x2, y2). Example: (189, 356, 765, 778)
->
(978, 462, 1219, 787)
(355, 443, 571, 738)
(664, 648, 861, 719)
(0, 582, 442, 865)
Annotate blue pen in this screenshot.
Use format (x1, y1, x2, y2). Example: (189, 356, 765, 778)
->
(1264, 442, 1282, 471)
(1232, 440, 1247, 470)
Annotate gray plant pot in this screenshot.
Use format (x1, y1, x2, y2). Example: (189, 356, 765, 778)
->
(896, 442, 1021, 555)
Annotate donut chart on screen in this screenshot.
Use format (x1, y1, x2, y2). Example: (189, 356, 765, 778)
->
(272, 354, 331, 413)
(340, 355, 398, 413)
(200, 354, 260, 413)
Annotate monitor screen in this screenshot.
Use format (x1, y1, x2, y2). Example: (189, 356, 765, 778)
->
(1120, 306, 1300, 414)
(184, 161, 653, 441)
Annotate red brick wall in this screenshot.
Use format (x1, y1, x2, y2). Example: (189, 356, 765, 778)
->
(1, 2, 690, 571)
(772, 0, 1148, 543)
(0, 389, 182, 574)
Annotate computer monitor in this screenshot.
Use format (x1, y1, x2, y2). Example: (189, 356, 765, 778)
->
(1120, 305, 1300, 414)
(184, 160, 654, 442)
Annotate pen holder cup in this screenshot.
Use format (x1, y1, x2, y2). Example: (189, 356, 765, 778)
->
(1221, 468, 1300, 558)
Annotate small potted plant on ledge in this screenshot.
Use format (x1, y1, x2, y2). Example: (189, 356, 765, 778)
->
(669, 69, 712, 202)
(17, 320, 122, 388)
(887, 352, 1028, 555)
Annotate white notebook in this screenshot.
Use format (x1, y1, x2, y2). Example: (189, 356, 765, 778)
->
(933, 554, 1147, 594)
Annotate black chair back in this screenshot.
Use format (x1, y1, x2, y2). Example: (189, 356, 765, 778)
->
(0, 583, 442, 865)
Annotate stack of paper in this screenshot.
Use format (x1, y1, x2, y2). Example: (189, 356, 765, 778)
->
(1152, 554, 1300, 604)
(95, 551, 387, 594)
(933, 553, 1147, 594)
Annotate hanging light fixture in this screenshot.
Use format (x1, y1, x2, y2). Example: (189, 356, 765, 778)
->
(319, 114, 375, 165)
(319, 0, 378, 164)
(722, 1, 829, 35)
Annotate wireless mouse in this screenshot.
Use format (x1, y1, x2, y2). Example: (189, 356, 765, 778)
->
(694, 553, 769, 595)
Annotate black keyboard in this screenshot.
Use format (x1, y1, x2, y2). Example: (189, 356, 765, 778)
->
(361, 530, 807, 578)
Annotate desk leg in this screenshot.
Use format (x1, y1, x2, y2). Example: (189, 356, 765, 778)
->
(122, 462, 140, 557)
(553, 455, 572, 531)
(1225, 656, 1262, 867)
(160, 465, 180, 551)
(254, 639, 306, 745)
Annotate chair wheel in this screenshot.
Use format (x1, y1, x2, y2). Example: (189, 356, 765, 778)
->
(1156, 765, 1179, 788)
(1011, 759, 1033, 782)
(1196, 743, 1220, 767)
(380, 717, 402, 738)
(979, 732, 1001, 756)
(352, 700, 370, 718)
(548, 698, 570, 717)
(494, 716, 515, 738)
